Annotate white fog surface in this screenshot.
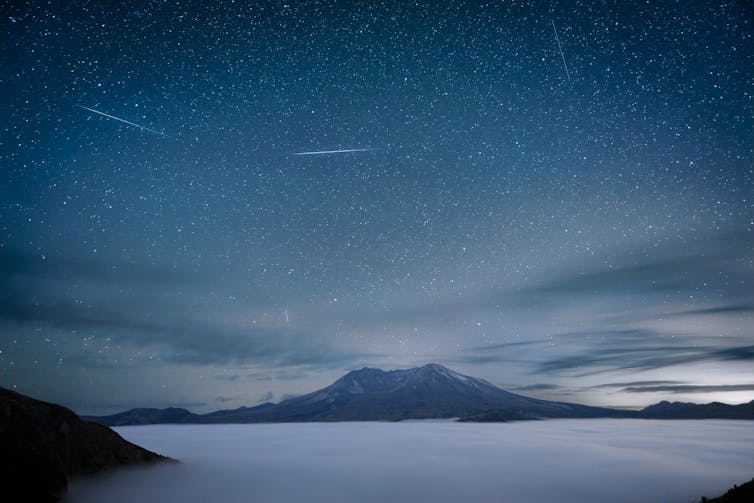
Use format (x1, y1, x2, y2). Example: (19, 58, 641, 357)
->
(65, 420, 754, 503)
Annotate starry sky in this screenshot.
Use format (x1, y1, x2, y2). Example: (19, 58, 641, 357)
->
(1, 0, 752, 415)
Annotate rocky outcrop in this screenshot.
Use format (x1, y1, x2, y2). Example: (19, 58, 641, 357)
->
(702, 477, 754, 502)
(0, 387, 170, 501)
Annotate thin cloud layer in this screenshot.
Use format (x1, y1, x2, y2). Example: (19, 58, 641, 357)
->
(622, 384, 754, 394)
(1, 229, 752, 411)
(535, 345, 754, 375)
(0, 248, 371, 369)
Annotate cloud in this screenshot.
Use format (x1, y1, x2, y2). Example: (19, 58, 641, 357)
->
(661, 304, 754, 318)
(454, 325, 754, 376)
(259, 391, 274, 403)
(513, 384, 562, 391)
(66, 422, 754, 503)
(450, 353, 524, 365)
(506, 232, 749, 321)
(456, 325, 754, 378)
(251, 370, 309, 381)
(517, 231, 753, 303)
(470, 340, 551, 351)
(554, 329, 669, 343)
(591, 380, 685, 389)
(622, 384, 754, 394)
(309, 230, 754, 342)
(213, 374, 241, 382)
(0, 249, 374, 369)
(3, 230, 751, 383)
(0, 248, 195, 287)
(536, 344, 754, 376)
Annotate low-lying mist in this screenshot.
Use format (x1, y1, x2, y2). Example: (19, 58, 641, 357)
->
(65, 420, 754, 503)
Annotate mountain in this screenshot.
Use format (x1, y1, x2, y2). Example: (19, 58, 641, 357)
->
(202, 363, 633, 422)
(87, 364, 631, 424)
(83, 364, 754, 426)
(84, 402, 277, 426)
(640, 400, 754, 419)
(201, 402, 277, 420)
(82, 406, 201, 426)
(0, 387, 170, 502)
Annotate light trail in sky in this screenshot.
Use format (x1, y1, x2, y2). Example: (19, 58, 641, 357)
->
(551, 19, 571, 83)
(76, 104, 168, 136)
(293, 148, 375, 156)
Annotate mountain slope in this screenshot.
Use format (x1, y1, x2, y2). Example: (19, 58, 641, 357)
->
(0, 387, 170, 501)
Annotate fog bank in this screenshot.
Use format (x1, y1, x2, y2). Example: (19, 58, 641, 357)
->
(65, 420, 754, 503)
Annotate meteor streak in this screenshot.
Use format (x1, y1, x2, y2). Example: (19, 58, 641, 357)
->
(293, 148, 375, 156)
(551, 19, 571, 83)
(76, 104, 168, 136)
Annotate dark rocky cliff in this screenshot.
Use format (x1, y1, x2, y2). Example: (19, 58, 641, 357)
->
(0, 387, 170, 501)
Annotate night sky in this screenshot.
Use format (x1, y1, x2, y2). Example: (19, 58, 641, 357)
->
(1, 0, 752, 415)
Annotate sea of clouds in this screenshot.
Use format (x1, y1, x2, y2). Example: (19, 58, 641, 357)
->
(65, 420, 754, 502)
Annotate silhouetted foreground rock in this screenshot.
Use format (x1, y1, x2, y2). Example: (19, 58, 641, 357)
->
(0, 387, 170, 501)
(702, 478, 754, 502)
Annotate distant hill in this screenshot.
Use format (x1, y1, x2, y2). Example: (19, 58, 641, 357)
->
(82, 402, 277, 425)
(83, 364, 754, 426)
(0, 387, 170, 502)
(640, 400, 754, 419)
(82, 406, 201, 426)
(701, 477, 754, 502)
